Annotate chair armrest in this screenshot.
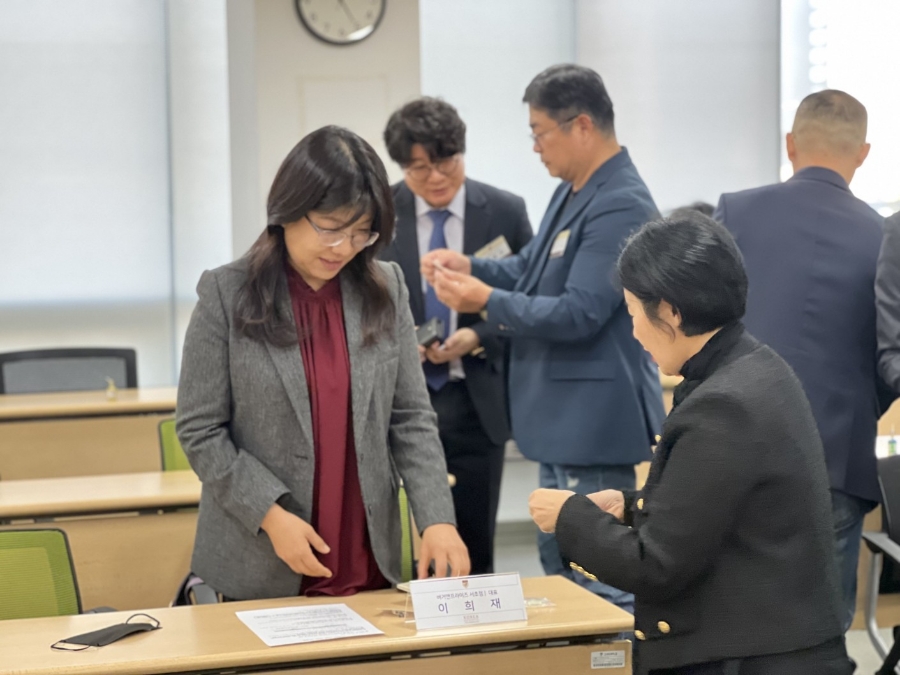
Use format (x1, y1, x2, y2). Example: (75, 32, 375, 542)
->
(189, 582, 219, 605)
(863, 531, 900, 564)
(84, 606, 117, 613)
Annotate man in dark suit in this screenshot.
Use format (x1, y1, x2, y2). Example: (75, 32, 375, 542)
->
(715, 89, 882, 630)
(381, 97, 533, 575)
(878, 211, 900, 394)
(422, 65, 665, 612)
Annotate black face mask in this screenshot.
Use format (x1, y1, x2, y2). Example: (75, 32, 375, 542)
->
(51, 613, 161, 651)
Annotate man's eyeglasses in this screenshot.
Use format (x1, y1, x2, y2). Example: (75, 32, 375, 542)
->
(307, 216, 380, 250)
(529, 115, 579, 146)
(404, 154, 460, 182)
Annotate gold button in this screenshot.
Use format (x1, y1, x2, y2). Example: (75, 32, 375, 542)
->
(655, 435, 661, 443)
(634, 630, 646, 640)
(636, 498, 644, 509)
(658, 621, 671, 634)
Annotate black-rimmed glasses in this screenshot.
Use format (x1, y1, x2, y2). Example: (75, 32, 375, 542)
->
(404, 154, 461, 182)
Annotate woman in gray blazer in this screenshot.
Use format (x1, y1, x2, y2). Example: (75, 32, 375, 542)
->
(177, 126, 468, 601)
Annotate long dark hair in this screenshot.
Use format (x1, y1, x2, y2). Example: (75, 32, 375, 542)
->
(234, 126, 396, 346)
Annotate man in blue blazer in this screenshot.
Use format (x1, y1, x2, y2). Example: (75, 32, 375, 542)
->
(423, 65, 665, 611)
(715, 89, 881, 630)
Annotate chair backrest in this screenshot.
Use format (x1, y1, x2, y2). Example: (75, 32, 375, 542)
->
(0, 348, 138, 394)
(0, 529, 81, 620)
(877, 455, 900, 543)
(159, 418, 192, 472)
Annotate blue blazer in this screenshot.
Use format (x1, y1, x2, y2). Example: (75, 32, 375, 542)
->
(471, 149, 664, 466)
(716, 167, 884, 502)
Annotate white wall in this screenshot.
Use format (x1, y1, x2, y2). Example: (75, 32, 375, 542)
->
(420, 0, 576, 228)
(243, 0, 422, 254)
(576, 0, 781, 212)
(167, 0, 234, 373)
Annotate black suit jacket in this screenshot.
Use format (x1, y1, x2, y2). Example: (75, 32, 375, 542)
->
(381, 179, 533, 445)
(556, 324, 843, 673)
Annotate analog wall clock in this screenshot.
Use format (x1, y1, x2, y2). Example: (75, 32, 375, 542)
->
(295, 0, 386, 46)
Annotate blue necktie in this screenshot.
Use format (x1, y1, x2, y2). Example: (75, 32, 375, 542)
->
(423, 209, 451, 391)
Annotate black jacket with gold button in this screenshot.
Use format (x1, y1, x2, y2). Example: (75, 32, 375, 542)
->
(555, 324, 843, 672)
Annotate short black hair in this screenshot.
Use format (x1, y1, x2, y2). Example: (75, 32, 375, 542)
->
(383, 97, 466, 166)
(668, 201, 715, 219)
(523, 64, 614, 134)
(617, 212, 747, 336)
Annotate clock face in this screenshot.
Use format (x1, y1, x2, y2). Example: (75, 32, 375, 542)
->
(295, 0, 386, 46)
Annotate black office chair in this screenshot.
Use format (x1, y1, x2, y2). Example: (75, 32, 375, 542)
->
(862, 455, 900, 675)
(0, 348, 137, 395)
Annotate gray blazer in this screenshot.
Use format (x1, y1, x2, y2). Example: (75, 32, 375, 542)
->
(176, 258, 456, 600)
(878, 211, 900, 394)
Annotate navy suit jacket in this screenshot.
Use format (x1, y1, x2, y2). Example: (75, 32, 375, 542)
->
(381, 179, 533, 445)
(877, 212, 900, 394)
(471, 149, 665, 466)
(715, 167, 884, 502)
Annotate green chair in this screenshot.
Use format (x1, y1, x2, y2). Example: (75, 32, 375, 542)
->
(159, 418, 191, 472)
(0, 529, 81, 620)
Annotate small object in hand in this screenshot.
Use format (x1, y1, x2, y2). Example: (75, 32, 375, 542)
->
(416, 317, 444, 348)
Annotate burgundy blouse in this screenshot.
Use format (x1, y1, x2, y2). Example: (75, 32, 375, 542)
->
(286, 266, 388, 596)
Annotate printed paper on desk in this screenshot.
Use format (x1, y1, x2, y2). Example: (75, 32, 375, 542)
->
(409, 572, 527, 631)
(235, 603, 383, 647)
(549, 229, 570, 259)
(474, 235, 513, 260)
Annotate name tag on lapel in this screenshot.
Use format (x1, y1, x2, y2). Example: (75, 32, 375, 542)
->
(549, 229, 570, 259)
(474, 235, 513, 260)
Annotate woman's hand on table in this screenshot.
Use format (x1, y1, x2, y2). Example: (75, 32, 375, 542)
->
(418, 523, 471, 579)
(261, 504, 333, 578)
(586, 489, 625, 521)
(529, 488, 575, 533)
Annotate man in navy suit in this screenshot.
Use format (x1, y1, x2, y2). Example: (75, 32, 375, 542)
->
(715, 89, 881, 630)
(381, 98, 533, 575)
(422, 65, 665, 611)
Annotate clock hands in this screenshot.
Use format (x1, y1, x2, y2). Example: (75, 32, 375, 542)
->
(336, 0, 360, 28)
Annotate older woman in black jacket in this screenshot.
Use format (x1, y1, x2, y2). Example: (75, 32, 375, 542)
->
(529, 213, 851, 674)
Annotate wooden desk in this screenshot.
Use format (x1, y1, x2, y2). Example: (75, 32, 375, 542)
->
(0, 387, 177, 480)
(0, 471, 199, 611)
(0, 576, 633, 675)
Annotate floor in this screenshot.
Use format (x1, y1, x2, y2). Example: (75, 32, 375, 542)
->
(494, 522, 893, 674)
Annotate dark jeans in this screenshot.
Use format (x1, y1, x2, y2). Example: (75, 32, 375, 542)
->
(831, 488, 877, 631)
(647, 636, 853, 675)
(538, 462, 635, 613)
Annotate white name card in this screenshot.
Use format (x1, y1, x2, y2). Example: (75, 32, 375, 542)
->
(409, 572, 527, 631)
